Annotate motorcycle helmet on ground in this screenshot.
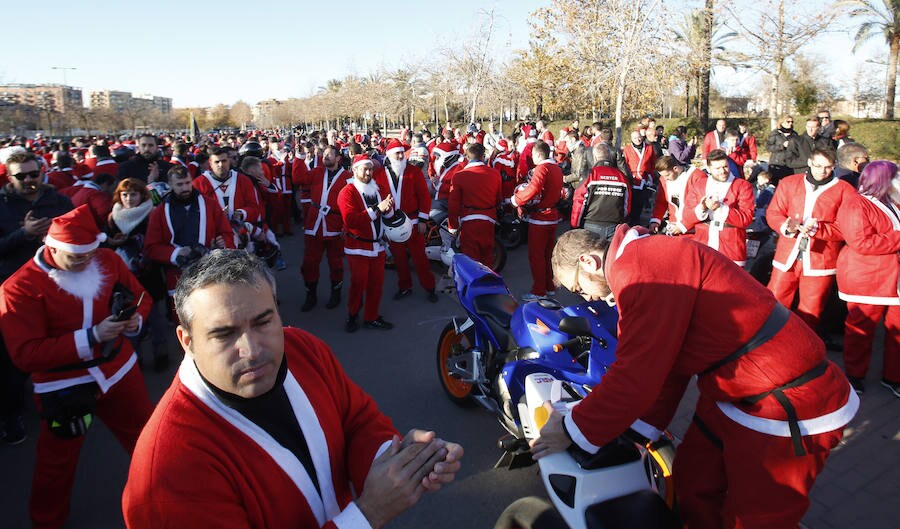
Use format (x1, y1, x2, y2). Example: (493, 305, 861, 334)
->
(382, 210, 413, 243)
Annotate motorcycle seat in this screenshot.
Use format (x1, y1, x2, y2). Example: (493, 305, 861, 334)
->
(473, 293, 519, 350)
(584, 489, 680, 529)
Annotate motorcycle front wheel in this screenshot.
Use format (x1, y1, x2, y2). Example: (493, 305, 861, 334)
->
(492, 238, 508, 273)
(436, 322, 477, 406)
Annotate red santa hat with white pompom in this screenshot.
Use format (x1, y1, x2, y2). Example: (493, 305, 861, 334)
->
(44, 205, 107, 253)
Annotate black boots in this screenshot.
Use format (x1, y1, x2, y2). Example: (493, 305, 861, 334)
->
(301, 282, 317, 312)
(326, 281, 342, 309)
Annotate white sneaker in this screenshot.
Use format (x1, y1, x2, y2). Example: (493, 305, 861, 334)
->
(522, 293, 540, 302)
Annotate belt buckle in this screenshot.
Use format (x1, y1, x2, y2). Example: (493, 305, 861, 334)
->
(712, 220, 723, 229)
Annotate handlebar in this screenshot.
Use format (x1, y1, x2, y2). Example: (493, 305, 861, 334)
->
(552, 335, 589, 354)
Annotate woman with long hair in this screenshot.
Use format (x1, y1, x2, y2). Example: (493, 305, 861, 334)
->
(106, 178, 171, 372)
(836, 160, 900, 397)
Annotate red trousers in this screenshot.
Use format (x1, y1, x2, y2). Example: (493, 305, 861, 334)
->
(269, 194, 293, 235)
(527, 223, 557, 295)
(767, 262, 834, 330)
(674, 397, 840, 529)
(301, 235, 344, 283)
(389, 229, 435, 291)
(30, 364, 153, 529)
(844, 302, 900, 381)
(347, 252, 385, 321)
(459, 219, 496, 269)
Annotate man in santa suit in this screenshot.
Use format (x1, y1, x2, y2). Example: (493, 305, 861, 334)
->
(144, 166, 234, 301)
(45, 152, 78, 192)
(766, 147, 857, 330)
(448, 143, 503, 268)
(266, 136, 294, 237)
(292, 142, 322, 222)
(375, 139, 438, 302)
(0, 205, 155, 529)
(534, 227, 857, 529)
(512, 140, 563, 300)
(649, 155, 699, 236)
(702, 119, 728, 159)
(516, 125, 539, 180)
(295, 146, 349, 312)
(338, 155, 395, 332)
(622, 129, 657, 226)
(194, 146, 264, 230)
(70, 172, 116, 230)
(536, 120, 555, 150)
(428, 141, 465, 225)
(490, 139, 518, 201)
(122, 250, 463, 529)
(681, 149, 755, 266)
(169, 141, 198, 178)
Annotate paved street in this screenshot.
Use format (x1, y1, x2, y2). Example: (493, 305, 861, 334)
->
(0, 232, 897, 529)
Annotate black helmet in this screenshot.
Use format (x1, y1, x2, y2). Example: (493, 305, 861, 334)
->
(239, 141, 264, 160)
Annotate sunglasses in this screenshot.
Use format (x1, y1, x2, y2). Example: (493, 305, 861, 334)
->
(570, 259, 584, 296)
(11, 170, 40, 181)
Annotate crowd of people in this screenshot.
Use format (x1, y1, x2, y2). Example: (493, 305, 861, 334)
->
(0, 108, 896, 528)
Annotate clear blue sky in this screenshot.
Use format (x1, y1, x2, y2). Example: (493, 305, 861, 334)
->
(3, 0, 884, 108)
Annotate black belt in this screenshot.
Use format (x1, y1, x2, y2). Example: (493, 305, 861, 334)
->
(347, 232, 379, 244)
(741, 361, 829, 456)
(48, 339, 123, 372)
(311, 202, 341, 216)
(701, 303, 790, 375)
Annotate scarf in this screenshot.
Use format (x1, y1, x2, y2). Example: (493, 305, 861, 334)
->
(805, 169, 834, 191)
(778, 126, 794, 134)
(110, 200, 153, 235)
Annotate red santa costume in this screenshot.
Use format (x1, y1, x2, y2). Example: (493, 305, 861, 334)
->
(702, 129, 726, 159)
(766, 173, 857, 329)
(292, 154, 320, 219)
(296, 163, 350, 292)
(194, 169, 264, 225)
(0, 206, 154, 529)
(337, 156, 386, 322)
(835, 193, 900, 386)
(512, 157, 563, 296)
(170, 156, 198, 178)
(564, 225, 857, 529)
(92, 158, 119, 178)
(622, 140, 657, 226)
(375, 140, 435, 293)
(447, 159, 503, 268)
(46, 167, 76, 192)
(490, 139, 519, 201)
(266, 151, 294, 236)
(70, 181, 113, 230)
(682, 170, 755, 265)
(431, 141, 464, 202)
(650, 165, 699, 235)
(123, 327, 398, 529)
(144, 190, 235, 296)
(516, 130, 538, 179)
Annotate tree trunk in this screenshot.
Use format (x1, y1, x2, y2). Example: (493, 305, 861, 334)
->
(886, 32, 899, 120)
(699, 0, 714, 131)
(684, 75, 691, 117)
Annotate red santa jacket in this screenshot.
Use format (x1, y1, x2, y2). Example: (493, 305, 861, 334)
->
(621, 142, 657, 189)
(267, 154, 293, 195)
(739, 132, 758, 161)
(338, 180, 385, 258)
(727, 142, 752, 168)
(71, 183, 113, 230)
(836, 193, 900, 305)
(144, 192, 235, 266)
(122, 328, 398, 529)
(194, 170, 264, 224)
(650, 166, 698, 233)
(570, 165, 631, 228)
(767, 174, 856, 276)
(491, 151, 518, 200)
(702, 130, 725, 159)
(682, 171, 755, 264)
(434, 161, 463, 202)
(93, 158, 119, 178)
(293, 156, 323, 207)
(374, 162, 431, 225)
(511, 159, 563, 225)
(296, 166, 350, 237)
(46, 168, 76, 191)
(170, 157, 199, 179)
(0, 248, 151, 394)
(447, 161, 503, 231)
(516, 139, 537, 179)
(564, 225, 856, 453)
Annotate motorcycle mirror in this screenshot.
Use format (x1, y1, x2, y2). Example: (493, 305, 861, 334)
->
(559, 316, 591, 337)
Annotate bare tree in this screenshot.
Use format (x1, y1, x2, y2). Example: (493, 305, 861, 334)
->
(726, 0, 838, 130)
(230, 101, 253, 129)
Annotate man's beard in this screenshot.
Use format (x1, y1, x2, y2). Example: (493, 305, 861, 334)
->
(390, 158, 406, 175)
(352, 177, 379, 199)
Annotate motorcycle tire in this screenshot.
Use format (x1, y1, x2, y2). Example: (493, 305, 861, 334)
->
(494, 497, 567, 529)
(497, 223, 526, 250)
(436, 322, 477, 407)
(492, 238, 508, 273)
(645, 438, 677, 511)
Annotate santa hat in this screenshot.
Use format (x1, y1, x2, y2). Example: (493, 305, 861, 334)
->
(385, 139, 405, 156)
(522, 125, 536, 138)
(496, 139, 509, 152)
(432, 141, 458, 158)
(351, 154, 374, 170)
(44, 205, 107, 254)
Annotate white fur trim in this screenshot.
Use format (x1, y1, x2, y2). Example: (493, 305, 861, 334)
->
(838, 292, 900, 305)
(385, 146, 404, 156)
(716, 386, 859, 437)
(333, 502, 374, 529)
(44, 232, 106, 253)
(74, 328, 92, 360)
(352, 158, 374, 169)
(460, 214, 496, 224)
(564, 412, 601, 454)
(629, 419, 663, 442)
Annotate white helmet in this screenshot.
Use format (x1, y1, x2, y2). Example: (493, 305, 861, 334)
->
(382, 210, 413, 243)
(514, 183, 541, 206)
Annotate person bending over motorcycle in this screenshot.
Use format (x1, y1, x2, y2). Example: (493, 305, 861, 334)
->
(532, 227, 857, 529)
